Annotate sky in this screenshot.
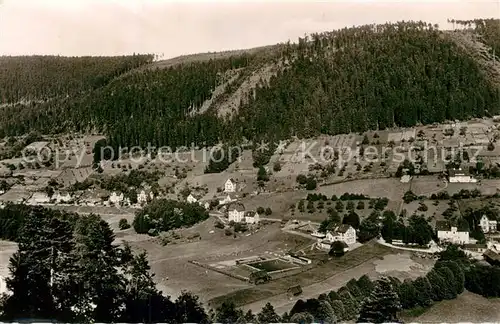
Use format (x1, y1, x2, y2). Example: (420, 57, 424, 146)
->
(0, 0, 498, 58)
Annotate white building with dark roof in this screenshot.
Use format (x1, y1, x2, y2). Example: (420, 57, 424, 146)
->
(109, 192, 124, 205)
(448, 168, 477, 183)
(325, 224, 357, 245)
(224, 178, 238, 193)
(228, 202, 245, 223)
(137, 190, 148, 205)
(436, 221, 469, 244)
(480, 215, 497, 233)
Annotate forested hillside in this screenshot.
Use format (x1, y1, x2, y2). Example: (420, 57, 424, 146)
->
(0, 20, 499, 148)
(0, 55, 153, 104)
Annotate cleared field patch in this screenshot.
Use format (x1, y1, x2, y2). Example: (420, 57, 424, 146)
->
(410, 175, 445, 196)
(317, 178, 409, 201)
(408, 291, 500, 322)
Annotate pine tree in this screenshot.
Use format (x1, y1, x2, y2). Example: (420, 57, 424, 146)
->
(174, 291, 208, 324)
(122, 252, 175, 323)
(257, 302, 281, 323)
(215, 301, 244, 324)
(357, 277, 401, 323)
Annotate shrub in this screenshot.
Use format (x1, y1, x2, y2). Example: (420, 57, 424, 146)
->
(118, 218, 131, 230)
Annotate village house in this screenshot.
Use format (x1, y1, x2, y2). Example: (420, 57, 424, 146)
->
(224, 178, 238, 193)
(219, 193, 238, 205)
(436, 221, 469, 244)
(27, 192, 51, 205)
(137, 190, 148, 205)
(228, 202, 245, 223)
(187, 193, 201, 204)
(448, 168, 477, 183)
(53, 192, 72, 204)
(244, 211, 260, 224)
(325, 224, 357, 245)
(109, 192, 124, 205)
(480, 214, 497, 233)
(463, 243, 488, 253)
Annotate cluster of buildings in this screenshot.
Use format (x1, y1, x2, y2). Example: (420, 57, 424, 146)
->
(436, 215, 498, 245)
(23, 189, 156, 208)
(312, 224, 357, 252)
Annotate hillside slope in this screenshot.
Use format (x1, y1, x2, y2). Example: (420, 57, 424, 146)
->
(0, 20, 499, 149)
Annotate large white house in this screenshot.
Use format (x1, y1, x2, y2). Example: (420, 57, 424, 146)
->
(325, 224, 357, 245)
(244, 211, 260, 224)
(480, 215, 498, 233)
(228, 202, 245, 223)
(448, 168, 477, 183)
(436, 221, 469, 244)
(224, 178, 238, 193)
(109, 192, 124, 205)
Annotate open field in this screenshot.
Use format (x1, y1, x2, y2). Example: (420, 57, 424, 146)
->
(127, 217, 313, 303)
(407, 291, 500, 322)
(410, 175, 446, 196)
(317, 178, 409, 201)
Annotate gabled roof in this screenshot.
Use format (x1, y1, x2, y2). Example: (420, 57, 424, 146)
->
(335, 240, 349, 248)
(484, 249, 500, 262)
(482, 214, 497, 221)
(335, 224, 352, 234)
(226, 178, 237, 183)
(228, 202, 245, 212)
(244, 211, 258, 217)
(287, 285, 302, 295)
(219, 193, 238, 200)
(436, 220, 468, 232)
(436, 221, 451, 231)
(449, 168, 468, 177)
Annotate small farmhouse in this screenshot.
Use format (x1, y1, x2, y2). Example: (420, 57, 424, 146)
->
(287, 285, 302, 298)
(54, 192, 72, 203)
(448, 168, 477, 183)
(224, 178, 238, 193)
(219, 193, 238, 205)
(326, 224, 357, 245)
(228, 202, 245, 223)
(187, 193, 202, 204)
(244, 211, 260, 224)
(480, 215, 497, 233)
(463, 243, 487, 253)
(436, 221, 469, 244)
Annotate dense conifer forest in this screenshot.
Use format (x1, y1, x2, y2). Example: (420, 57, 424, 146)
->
(0, 20, 499, 149)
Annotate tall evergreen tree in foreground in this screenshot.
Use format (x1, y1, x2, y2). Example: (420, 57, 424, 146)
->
(357, 277, 401, 323)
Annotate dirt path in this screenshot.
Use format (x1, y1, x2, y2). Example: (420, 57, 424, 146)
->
(241, 256, 378, 314)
